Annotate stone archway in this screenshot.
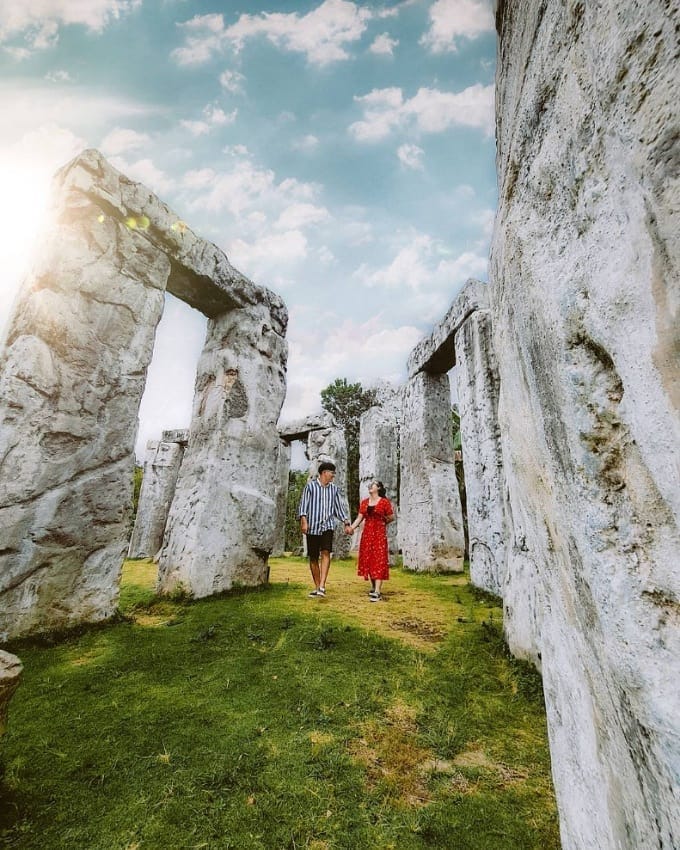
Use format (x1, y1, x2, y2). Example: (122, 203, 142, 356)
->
(277, 413, 351, 559)
(399, 278, 505, 584)
(0, 149, 287, 640)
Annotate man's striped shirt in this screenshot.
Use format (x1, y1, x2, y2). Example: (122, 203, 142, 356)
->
(298, 479, 349, 535)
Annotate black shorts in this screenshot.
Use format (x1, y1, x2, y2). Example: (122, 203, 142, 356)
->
(306, 530, 334, 560)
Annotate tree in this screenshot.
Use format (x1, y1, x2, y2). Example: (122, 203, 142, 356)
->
(320, 378, 377, 514)
(284, 470, 308, 553)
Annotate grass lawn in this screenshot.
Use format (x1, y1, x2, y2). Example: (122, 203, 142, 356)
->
(0, 556, 560, 849)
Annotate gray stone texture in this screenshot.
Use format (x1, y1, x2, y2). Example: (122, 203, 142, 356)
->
(399, 372, 465, 572)
(128, 430, 189, 559)
(492, 2, 680, 848)
(306, 425, 351, 559)
(0, 650, 22, 737)
(0, 149, 287, 637)
(454, 309, 506, 595)
(358, 386, 401, 556)
(407, 279, 489, 378)
(157, 302, 287, 597)
(271, 439, 292, 557)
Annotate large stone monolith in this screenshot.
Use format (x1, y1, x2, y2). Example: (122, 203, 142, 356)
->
(358, 383, 401, 556)
(455, 309, 506, 595)
(399, 372, 465, 572)
(492, 2, 680, 847)
(0, 149, 288, 637)
(128, 430, 189, 559)
(0, 651, 22, 738)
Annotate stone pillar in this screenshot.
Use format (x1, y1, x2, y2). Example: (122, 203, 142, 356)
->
(454, 310, 506, 595)
(157, 303, 287, 596)
(492, 2, 680, 847)
(399, 372, 465, 572)
(127, 429, 189, 559)
(306, 426, 351, 559)
(271, 438, 291, 557)
(359, 401, 400, 557)
(0, 165, 168, 640)
(0, 651, 23, 738)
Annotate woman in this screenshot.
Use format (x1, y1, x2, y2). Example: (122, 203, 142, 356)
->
(346, 481, 395, 601)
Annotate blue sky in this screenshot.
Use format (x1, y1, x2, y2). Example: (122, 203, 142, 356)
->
(0, 0, 497, 460)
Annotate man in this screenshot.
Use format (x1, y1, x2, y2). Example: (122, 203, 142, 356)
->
(298, 461, 351, 598)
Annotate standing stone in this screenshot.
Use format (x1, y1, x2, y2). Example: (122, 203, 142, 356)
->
(157, 302, 287, 596)
(455, 310, 506, 595)
(128, 430, 189, 559)
(0, 154, 168, 640)
(399, 372, 465, 572)
(271, 438, 291, 557)
(306, 425, 351, 559)
(359, 386, 401, 556)
(0, 651, 23, 737)
(0, 148, 288, 638)
(492, 2, 680, 847)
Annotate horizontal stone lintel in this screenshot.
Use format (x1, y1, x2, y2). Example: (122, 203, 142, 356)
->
(407, 278, 490, 378)
(54, 149, 287, 332)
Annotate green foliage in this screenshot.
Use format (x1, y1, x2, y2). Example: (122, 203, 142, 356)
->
(452, 406, 468, 557)
(320, 378, 377, 513)
(284, 469, 308, 552)
(132, 465, 143, 516)
(0, 559, 559, 850)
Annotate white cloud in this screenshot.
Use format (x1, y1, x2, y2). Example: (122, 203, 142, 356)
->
(180, 119, 210, 136)
(181, 158, 321, 223)
(350, 82, 494, 141)
(0, 80, 153, 145)
(0, 0, 141, 53)
(293, 134, 320, 152)
(219, 69, 245, 93)
(108, 156, 175, 195)
(45, 69, 72, 82)
(100, 127, 150, 156)
(280, 311, 422, 421)
(274, 203, 330, 230)
(420, 0, 495, 54)
(397, 143, 424, 170)
(173, 0, 372, 68)
(354, 233, 488, 293)
(369, 32, 398, 55)
(203, 104, 237, 126)
(227, 230, 309, 278)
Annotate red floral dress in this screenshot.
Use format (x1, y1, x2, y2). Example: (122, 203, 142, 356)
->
(357, 497, 393, 581)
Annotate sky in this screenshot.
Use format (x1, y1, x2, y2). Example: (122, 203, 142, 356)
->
(0, 0, 497, 462)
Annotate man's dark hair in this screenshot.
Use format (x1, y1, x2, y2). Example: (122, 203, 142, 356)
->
(318, 461, 336, 474)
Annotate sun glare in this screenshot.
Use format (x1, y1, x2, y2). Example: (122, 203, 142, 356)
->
(0, 159, 53, 336)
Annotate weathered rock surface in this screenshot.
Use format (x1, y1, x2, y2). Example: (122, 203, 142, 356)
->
(271, 439, 291, 557)
(492, 2, 680, 847)
(0, 650, 22, 737)
(399, 373, 465, 572)
(359, 384, 401, 556)
(305, 425, 351, 559)
(407, 279, 489, 378)
(157, 302, 287, 596)
(0, 149, 287, 637)
(128, 430, 189, 559)
(455, 309, 506, 595)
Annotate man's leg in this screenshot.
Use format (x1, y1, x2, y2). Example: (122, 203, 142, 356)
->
(309, 558, 321, 588)
(319, 550, 331, 590)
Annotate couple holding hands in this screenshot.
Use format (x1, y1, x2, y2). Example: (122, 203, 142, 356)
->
(298, 461, 394, 602)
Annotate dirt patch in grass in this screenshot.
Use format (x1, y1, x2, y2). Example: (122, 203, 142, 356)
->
(268, 557, 463, 651)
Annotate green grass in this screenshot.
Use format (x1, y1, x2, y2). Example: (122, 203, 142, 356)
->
(0, 557, 559, 850)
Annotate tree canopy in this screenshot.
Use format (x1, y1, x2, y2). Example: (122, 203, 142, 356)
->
(321, 378, 377, 514)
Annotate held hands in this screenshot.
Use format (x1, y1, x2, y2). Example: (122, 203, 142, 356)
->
(344, 522, 353, 536)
